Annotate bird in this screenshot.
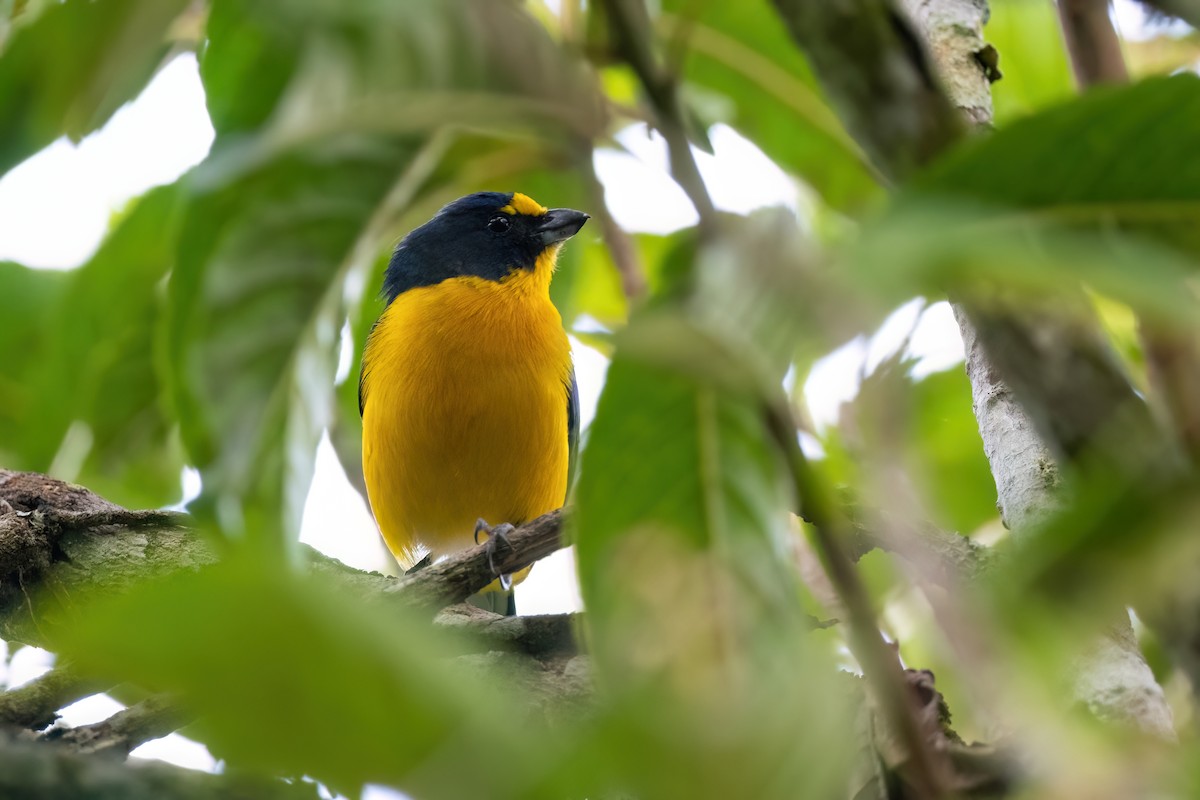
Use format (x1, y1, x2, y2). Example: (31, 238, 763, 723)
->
(358, 191, 588, 615)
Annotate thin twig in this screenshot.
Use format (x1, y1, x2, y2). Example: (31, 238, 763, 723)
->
(599, 0, 716, 226)
(765, 402, 948, 799)
(585, 165, 647, 300)
(1057, 0, 1130, 85)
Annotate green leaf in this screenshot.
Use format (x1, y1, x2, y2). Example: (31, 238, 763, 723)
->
(0, 262, 68, 468)
(850, 198, 1200, 328)
(913, 74, 1200, 256)
(168, 134, 428, 544)
(905, 368, 996, 533)
(658, 0, 883, 213)
(43, 185, 186, 507)
(0, 186, 185, 508)
(0, 0, 189, 178)
(849, 358, 997, 534)
(201, 0, 605, 148)
(52, 555, 555, 797)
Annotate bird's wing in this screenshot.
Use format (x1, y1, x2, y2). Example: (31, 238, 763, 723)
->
(566, 367, 580, 496)
(358, 319, 381, 418)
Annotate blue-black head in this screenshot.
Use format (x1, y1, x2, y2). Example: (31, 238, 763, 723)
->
(381, 191, 589, 302)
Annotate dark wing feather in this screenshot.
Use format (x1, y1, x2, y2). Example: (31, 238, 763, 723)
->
(566, 368, 580, 497)
(358, 319, 381, 417)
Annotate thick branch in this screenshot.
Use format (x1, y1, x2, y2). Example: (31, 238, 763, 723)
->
(434, 603, 579, 658)
(0, 727, 317, 800)
(45, 695, 191, 758)
(771, 0, 963, 180)
(0, 666, 113, 730)
(0, 472, 586, 777)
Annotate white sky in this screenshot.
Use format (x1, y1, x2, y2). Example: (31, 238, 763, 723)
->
(0, 0, 1164, 783)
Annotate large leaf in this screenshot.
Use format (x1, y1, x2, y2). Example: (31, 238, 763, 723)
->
(0, 262, 68, 466)
(912, 74, 1200, 256)
(0, 0, 189, 178)
(171, 0, 605, 546)
(657, 0, 883, 213)
(0, 186, 185, 508)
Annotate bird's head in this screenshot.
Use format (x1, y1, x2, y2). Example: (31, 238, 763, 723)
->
(382, 191, 589, 302)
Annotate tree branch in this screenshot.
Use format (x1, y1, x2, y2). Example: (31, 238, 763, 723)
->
(770, 0, 963, 178)
(0, 666, 113, 730)
(599, 0, 716, 226)
(386, 509, 566, 610)
(586, 164, 647, 301)
(0, 726, 318, 800)
(1058, 0, 1130, 85)
(43, 694, 192, 758)
(767, 404, 951, 799)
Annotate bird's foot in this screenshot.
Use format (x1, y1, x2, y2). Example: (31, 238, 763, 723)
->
(474, 518, 516, 590)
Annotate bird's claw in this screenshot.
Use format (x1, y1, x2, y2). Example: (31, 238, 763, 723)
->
(474, 518, 516, 589)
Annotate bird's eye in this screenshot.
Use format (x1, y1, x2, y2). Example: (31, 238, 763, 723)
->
(487, 215, 511, 234)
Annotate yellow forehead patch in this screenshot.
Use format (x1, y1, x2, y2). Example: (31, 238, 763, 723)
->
(499, 192, 548, 217)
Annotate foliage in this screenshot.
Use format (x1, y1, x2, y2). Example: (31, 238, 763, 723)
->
(2, 0, 1200, 798)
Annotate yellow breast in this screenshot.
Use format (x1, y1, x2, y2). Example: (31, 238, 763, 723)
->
(360, 265, 573, 566)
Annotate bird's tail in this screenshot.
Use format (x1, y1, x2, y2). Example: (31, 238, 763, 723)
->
(468, 586, 516, 616)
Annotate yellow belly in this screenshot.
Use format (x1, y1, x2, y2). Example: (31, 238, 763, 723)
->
(360, 275, 572, 567)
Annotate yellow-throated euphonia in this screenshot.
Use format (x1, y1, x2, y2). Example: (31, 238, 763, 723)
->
(359, 191, 588, 615)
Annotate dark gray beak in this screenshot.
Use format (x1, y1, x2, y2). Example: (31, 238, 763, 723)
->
(536, 208, 590, 246)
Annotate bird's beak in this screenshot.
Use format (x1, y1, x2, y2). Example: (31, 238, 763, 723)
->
(536, 208, 590, 246)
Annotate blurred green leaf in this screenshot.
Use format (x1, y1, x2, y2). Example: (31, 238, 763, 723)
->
(905, 368, 996, 533)
(0, 186, 185, 508)
(53, 555, 553, 798)
(987, 0, 1075, 124)
(0, 262, 68, 467)
(850, 199, 1199, 328)
(0, 0, 188, 178)
(913, 74, 1200, 257)
(837, 354, 996, 534)
(659, 0, 883, 213)
(573, 353, 854, 799)
(202, 0, 605, 148)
